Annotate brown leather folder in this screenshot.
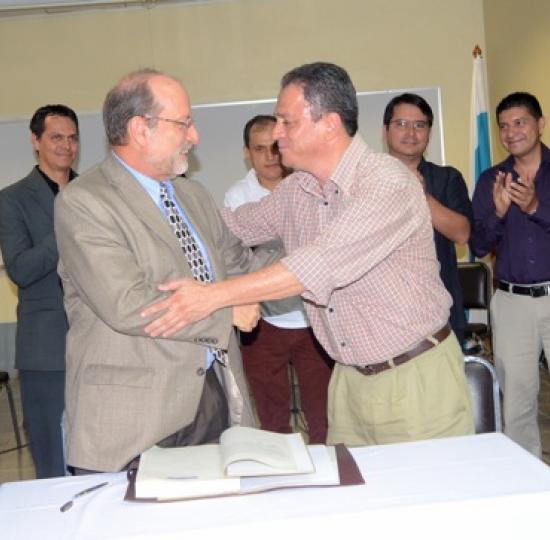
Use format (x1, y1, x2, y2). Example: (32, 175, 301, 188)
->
(125, 444, 364, 503)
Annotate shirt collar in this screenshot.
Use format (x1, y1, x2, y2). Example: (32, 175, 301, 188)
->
(541, 143, 550, 164)
(112, 151, 169, 201)
(501, 143, 550, 171)
(36, 165, 76, 195)
(295, 134, 368, 196)
(246, 168, 262, 187)
(417, 157, 428, 173)
(328, 134, 368, 194)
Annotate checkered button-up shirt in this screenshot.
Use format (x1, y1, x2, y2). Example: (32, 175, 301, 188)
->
(222, 135, 451, 366)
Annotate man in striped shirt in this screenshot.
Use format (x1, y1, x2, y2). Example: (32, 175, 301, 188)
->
(143, 62, 474, 446)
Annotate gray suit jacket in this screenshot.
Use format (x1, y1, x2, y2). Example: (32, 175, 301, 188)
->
(0, 167, 68, 371)
(54, 156, 256, 472)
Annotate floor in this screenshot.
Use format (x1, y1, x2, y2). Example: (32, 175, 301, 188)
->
(0, 375, 34, 482)
(1, 365, 550, 483)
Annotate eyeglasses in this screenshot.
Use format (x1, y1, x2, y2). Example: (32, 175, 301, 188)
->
(143, 116, 194, 130)
(389, 119, 429, 131)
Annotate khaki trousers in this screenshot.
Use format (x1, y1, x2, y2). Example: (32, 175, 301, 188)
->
(492, 289, 550, 458)
(327, 332, 474, 446)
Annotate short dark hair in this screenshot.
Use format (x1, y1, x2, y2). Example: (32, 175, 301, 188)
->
(103, 68, 164, 146)
(29, 104, 79, 138)
(496, 91, 543, 121)
(243, 115, 276, 148)
(281, 62, 358, 136)
(383, 93, 433, 128)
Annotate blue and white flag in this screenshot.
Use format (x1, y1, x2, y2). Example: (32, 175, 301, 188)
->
(469, 46, 492, 191)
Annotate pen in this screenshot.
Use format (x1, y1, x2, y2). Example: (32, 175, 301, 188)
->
(59, 481, 109, 512)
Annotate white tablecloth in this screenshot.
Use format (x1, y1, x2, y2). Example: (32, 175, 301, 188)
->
(1, 433, 548, 539)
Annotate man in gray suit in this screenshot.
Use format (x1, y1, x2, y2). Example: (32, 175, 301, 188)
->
(0, 104, 79, 478)
(54, 69, 260, 473)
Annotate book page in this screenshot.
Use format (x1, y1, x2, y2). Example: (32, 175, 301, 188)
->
(240, 445, 339, 493)
(135, 444, 240, 500)
(220, 426, 314, 476)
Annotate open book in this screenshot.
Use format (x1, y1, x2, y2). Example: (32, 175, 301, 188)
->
(127, 426, 364, 502)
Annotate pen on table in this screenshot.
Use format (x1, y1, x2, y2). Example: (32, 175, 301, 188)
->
(59, 481, 109, 512)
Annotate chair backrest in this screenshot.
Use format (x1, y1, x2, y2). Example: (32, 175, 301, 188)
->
(464, 356, 502, 433)
(457, 261, 492, 310)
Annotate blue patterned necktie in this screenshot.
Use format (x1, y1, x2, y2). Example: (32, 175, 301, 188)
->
(160, 182, 227, 365)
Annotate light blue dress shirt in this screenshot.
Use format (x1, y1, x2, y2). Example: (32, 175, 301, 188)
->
(114, 153, 216, 367)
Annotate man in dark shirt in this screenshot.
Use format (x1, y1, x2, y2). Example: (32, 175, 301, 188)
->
(383, 93, 473, 346)
(0, 105, 79, 477)
(471, 92, 549, 458)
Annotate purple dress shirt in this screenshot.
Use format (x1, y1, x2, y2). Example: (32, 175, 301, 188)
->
(470, 143, 550, 283)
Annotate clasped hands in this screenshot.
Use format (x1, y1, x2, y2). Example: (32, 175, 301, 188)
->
(493, 170, 538, 217)
(141, 278, 259, 338)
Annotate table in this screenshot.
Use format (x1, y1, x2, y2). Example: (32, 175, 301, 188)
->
(1, 433, 549, 539)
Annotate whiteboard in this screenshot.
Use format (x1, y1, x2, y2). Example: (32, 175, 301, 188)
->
(0, 87, 443, 207)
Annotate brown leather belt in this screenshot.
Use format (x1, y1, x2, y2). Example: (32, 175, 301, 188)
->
(355, 323, 451, 376)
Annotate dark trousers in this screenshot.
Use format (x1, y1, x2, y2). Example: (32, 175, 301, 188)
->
(72, 367, 229, 475)
(241, 320, 333, 443)
(157, 367, 229, 447)
(19, 370, 66, 479)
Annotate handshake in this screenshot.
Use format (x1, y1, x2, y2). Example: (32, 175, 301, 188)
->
(232, 304, 261, 333)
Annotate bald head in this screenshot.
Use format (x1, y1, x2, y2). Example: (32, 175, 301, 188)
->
(104, 69, 169, 146)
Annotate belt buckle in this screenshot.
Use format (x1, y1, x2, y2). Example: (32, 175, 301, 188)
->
(531, 285, 550, 298)
(531, 286, 541, 297)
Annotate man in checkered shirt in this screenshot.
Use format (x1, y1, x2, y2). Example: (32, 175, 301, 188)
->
(143, 62, 474, 446)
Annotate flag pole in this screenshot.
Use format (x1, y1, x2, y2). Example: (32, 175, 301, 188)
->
(469, 44, 492, 265)
(470, 44, 492, 192)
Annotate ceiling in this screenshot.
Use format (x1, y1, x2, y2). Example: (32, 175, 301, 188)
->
(0, 0, 215, 17)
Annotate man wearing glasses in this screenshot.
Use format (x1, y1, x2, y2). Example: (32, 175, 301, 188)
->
(54, 69, 260, 473)
(383, 93, 473, 348)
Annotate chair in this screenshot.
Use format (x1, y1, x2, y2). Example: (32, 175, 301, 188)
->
(464, 356, 502, 433)
(0, 370, 24, 453)
(457, 261, 492, 355)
